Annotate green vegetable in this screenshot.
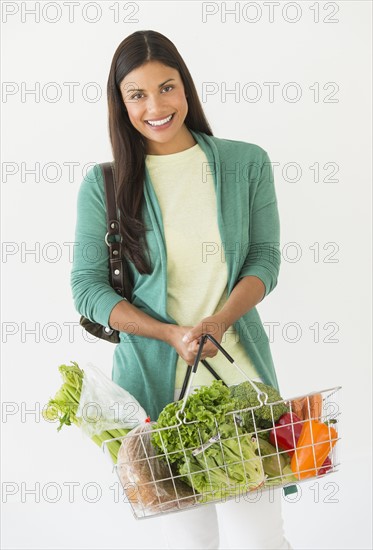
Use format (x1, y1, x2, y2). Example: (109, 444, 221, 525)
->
(152, 380, 238, 463)
(43, 361, 131, 463)
(178, 422, 265, 502)
(151, 380, 266, 502)
(229, 381, 289, 437)
(254, 436, 297, 486)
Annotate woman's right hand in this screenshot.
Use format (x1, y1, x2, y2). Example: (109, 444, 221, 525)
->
(166, 325, 212, 365)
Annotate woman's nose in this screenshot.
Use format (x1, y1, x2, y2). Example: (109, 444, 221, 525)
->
(146, 94, 166, 115)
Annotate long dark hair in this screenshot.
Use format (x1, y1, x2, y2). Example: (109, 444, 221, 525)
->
(107, 30, 213, 274)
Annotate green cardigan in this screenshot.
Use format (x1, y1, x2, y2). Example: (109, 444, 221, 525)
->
(71, 129, 281, 420)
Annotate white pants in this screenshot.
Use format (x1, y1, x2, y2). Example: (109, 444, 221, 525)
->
(158, 486, 293, 550)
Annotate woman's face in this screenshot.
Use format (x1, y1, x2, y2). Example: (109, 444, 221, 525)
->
(119, 60, 193, 154)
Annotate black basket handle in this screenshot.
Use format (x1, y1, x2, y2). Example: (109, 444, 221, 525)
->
(177, 334, 268, 416)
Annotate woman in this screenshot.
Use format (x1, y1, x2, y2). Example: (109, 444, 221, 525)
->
(71, 30, 293, 550)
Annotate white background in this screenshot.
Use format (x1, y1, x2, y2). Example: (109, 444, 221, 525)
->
(1, 1, 372, 549)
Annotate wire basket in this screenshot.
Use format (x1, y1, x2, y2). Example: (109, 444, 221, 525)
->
(103, 334, 342, 520)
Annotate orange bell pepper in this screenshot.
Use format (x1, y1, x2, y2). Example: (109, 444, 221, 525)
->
(291, 419, 338, 480)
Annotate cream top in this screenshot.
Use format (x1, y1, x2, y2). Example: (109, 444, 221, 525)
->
(145, 142, 261, 390)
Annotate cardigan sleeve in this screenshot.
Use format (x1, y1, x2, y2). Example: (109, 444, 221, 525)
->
(237, 150, 281, 300)
(70, 164, 127, 327)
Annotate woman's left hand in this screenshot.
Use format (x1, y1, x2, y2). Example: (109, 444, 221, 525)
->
(182, 314, 227, 359)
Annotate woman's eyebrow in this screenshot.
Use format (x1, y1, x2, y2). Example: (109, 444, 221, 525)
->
(125, 78, 175, 93)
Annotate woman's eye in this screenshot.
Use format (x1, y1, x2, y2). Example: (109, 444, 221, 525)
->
(129, 86, 173, 100)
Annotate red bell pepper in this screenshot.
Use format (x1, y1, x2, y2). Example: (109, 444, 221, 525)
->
(317, 455, 332, 475)
(269, 412, 303, 456)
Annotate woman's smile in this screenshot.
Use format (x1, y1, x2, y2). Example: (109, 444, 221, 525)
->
(145, 112, 175, 128)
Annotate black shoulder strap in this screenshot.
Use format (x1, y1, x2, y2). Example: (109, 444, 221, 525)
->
(100, 162, 132, 301)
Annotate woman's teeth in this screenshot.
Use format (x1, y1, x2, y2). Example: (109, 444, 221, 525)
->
(146, 114, 174, 127)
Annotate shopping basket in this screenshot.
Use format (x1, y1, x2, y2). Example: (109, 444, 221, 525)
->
(103, 334, 342, 520)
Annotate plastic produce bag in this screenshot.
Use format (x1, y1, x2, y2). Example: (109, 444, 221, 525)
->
(75, 362, 148, 437)
(117, 421, 201, 517)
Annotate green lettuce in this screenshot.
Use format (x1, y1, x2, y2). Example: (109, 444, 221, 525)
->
(151, 380, 266, 502)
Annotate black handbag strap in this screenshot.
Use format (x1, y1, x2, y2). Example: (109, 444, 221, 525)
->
(100, 162, 132, 301)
